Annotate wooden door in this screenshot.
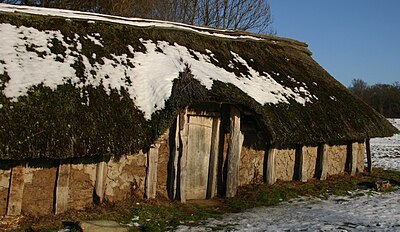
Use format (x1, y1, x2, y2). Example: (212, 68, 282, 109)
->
(185, 115, 214, 199)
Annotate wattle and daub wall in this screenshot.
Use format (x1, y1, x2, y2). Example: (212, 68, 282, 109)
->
(0, 131, 365, 217)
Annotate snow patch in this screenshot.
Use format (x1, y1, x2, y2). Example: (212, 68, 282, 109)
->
(0, 24, 77, 98)
(86, 34, 103, 47)
(177, 190, 400, 231)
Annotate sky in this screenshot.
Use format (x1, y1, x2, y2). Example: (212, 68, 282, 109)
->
(269, 0, 400, 87)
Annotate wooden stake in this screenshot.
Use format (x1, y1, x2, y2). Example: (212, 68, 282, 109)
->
(207, 117, 221, 199)
(265, 147, 277, 185)
(319, 144, 328, 180)
(366, 138, 372, 173)
(94, 159, 108, 203)
(145, 143, 161, 199)
(167, 116, 180, 199)
(349, 142, 358, 176)
(54, 161, 71, 215)
(226, 106, 243, 198)
(6, 164, 25, 216)
(299, 146, 308, 182)
(179, 108, 189, 203)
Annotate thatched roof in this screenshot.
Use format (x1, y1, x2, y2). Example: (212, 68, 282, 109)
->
(0, 4, 398, 160)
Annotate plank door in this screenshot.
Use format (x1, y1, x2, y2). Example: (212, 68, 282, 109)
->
(185, 115, 214, 200)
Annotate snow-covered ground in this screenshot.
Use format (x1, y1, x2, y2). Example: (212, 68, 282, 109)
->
(371, 118, 400, 171)
(177, 119, 400, 232)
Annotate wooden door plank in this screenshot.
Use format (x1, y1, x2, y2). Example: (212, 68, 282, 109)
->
(185, 116, 213, 200)
(207, 117, 221, 199)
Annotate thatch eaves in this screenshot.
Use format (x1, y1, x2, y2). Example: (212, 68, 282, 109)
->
(0, 4, 398, 160)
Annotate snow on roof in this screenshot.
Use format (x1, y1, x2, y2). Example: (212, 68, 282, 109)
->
(0, 4, 316, 119)
(0, 3, 262, 41)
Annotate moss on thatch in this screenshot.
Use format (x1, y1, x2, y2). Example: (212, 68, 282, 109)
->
(0, 10, 398, 160)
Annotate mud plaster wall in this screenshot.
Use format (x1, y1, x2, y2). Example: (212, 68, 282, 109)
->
(156, 130, 170, 198)
(355, 142, 365, 172)
(239, 147, 264, 186)
(303, 146, 318, 180)
(275, 149, 296, 181)
(0, 169, 10, 215)
(105, 153, 147, 202)
(22, 166, 57, 216)
(326, 145, 347, 176)
(68, 163, 96, 210)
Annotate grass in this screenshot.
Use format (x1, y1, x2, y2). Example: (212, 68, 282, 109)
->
(4, 167, 400, 232)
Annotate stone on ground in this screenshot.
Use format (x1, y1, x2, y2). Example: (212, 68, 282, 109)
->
(80, 220, 128, 232)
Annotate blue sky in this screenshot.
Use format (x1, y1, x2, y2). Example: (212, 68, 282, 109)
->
(269, 0, 400, 86)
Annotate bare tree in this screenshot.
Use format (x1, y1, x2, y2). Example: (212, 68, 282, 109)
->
(163, 0, 274, 34)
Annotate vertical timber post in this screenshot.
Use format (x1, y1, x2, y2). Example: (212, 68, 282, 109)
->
(207, 117, 221, 199)
(350, 142, 358, 176)
(179, 108, 189, 203)
(319, 144, 328, 180)
(226, 106, 243, 198)
(173, 117, 180, 199)
(54, 161, 71, 214)
(265, 147, 277, 185)
(145, 143, 161, 199)
(366, 139, 372, 173)
(168, 116, 180, 199)
(298, 146, 308, 182)
(6, 163, 25, 216)
(94, 158, 108, 204)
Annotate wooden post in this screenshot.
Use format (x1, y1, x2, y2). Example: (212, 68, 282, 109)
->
(207, 117, 221, 199)
(145, 143, 161, 199)
(179, 108, 189, 203)
(265, 147, 277, 185)
(168, 117, 180, 200)
(366, 138, 372, 173)
(226, 106, 243, 198)
(94, 159, 108, 204)
(298, 146, 308, 182)
(349, 142, 358, 176)
(54, 161, 71, 215)
(319, 144, 328, 180)
(6, 164, 25, 216)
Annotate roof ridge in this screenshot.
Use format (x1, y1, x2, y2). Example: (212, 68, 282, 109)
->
(0, 2, 310, 54)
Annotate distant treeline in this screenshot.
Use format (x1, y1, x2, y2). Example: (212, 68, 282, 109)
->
(348, 79, 400, 118)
